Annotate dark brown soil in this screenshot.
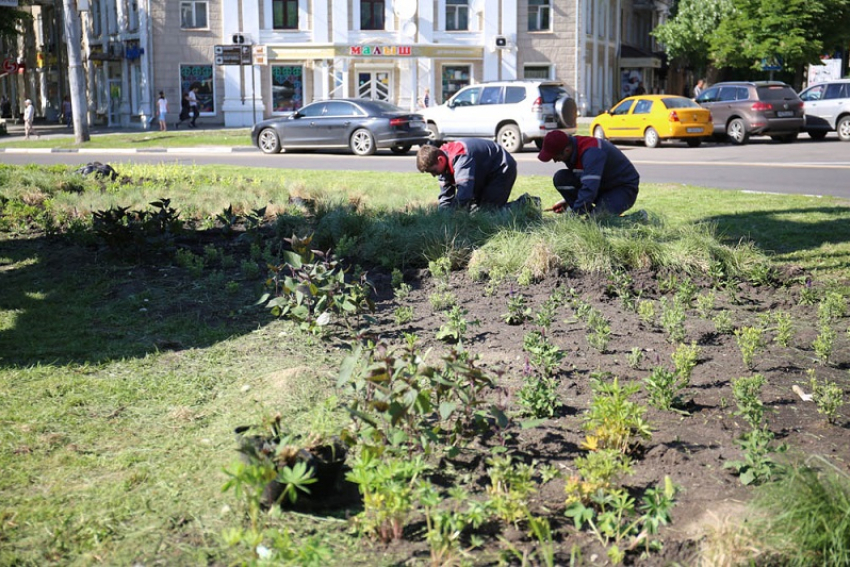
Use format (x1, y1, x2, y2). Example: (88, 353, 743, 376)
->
(354, 266, 850, 565)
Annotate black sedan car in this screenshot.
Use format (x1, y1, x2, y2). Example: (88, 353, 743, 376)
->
(251, 98, 430, 156)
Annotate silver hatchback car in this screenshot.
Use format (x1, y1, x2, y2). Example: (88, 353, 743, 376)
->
(420, 80, 577, 153)
(798, 79, 850, 142)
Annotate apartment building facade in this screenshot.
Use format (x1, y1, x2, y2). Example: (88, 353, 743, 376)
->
(2, 0, 671, 128)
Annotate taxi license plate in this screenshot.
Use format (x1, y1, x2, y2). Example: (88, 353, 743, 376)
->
(777, 111, 794, 118)
(686, 127, 703, 133)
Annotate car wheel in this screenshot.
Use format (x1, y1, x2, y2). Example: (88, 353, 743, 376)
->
(726, 118, 749, 145)
(258, 128, 281, 154)
(593, 126, 606, 140)
(350, 128, 376, 156)
(686, 138, 702, 148)
(390, 144, 412, 155)
(426, 123, 441, 144)
(644, 127, 660, 148)
(807, 130, 828, 140)
(497, 124, 523, 153)
(837, 116, 850, 142)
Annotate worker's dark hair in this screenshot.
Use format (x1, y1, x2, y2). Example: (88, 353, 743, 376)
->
(416, 144, 444, 172)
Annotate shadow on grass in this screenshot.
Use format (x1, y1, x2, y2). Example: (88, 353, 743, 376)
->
(705, 205, 850, 259)
(0, 234, 267, 368)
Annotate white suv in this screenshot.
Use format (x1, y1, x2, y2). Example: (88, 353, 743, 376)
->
(420, 80, 577, 153)
(798, 79, 850, 142)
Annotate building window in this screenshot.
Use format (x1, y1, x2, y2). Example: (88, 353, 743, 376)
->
(360, 0, 385, 30)
(180, 1, 208, 29)
(179, 64, 215, 114)
(528, 0, 551, 31)
(441, 65, 471, 102)
(272, 0, 298, 29)
(272, 65, 304, 112)
(446, 0, 469, 31)
(524, 65, 552, 79)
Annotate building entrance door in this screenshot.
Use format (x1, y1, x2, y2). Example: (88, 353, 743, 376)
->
(357, 71, 390, 101)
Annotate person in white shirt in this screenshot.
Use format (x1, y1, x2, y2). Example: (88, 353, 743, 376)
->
(23, 99, 35, 139)
(156, 91, 168, 131)
(187, 86, 199, 128)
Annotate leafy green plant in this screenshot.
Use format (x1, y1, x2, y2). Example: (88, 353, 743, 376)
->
(259, 234, 375, 334)
(175, 248, 205, 278)
(735, 325, 766, 371)
(773, 311, 794, 347)
(565, 477, 678, 565)
(586, 310, 612, 353)
(346, 452, 430, 542)
(812, 322, 837, 366)
(486, 454, 536, 526)
(436, 305, 479, 344)
(393, 305, 414, 325)
(417, 483, 488, 566)
(798, 279, 819, 305)
(637, 300, 656, 328)
(582, 374, 652, 455)
(807, 369, 845, 425)
(428, 290, 457, 311)
(644, 366, 687, 411)
(818, 291, 847, 324)
(659, 296, 686, 343)
(695, 290, 716, 319)
(502, 291, 531, 325)
(626, 347, 643, 369)
(671, 341, 700, 381)
(725, 374, 786, 485)
(712, 309, 735, 334)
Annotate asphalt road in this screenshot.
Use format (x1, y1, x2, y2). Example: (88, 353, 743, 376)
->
(3, 134, 849, 199)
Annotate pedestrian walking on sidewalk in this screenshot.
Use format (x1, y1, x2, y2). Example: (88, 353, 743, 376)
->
(187, 86, 199, 128)
(62, 95, 72, 128)
(156, 91, 168, 132)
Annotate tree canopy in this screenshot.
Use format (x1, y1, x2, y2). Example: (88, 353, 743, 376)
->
(0, 5, 31, 40)
(654, 0, 850, 73)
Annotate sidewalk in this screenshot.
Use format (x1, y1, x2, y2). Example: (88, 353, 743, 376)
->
(0, 120, 257, 154)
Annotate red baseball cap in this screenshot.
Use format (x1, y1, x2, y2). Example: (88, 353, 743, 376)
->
(537, 130, 570, 162)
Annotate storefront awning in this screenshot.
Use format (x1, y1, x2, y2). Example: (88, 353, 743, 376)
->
(619, 44, 662, 68)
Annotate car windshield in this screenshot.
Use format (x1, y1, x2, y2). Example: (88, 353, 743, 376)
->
(757, 86, 798, 101)
(661, 97, 700, 109)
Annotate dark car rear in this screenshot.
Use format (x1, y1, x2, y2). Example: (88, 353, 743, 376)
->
(695, 81, 804, 144)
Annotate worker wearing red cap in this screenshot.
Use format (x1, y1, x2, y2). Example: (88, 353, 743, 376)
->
(537, 130, 640, 215)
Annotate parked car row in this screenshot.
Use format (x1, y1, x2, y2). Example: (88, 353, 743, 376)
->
(250, 79, 849, 156)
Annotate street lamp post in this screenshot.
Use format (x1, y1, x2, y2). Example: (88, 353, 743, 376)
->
(62, 0, 90, 143)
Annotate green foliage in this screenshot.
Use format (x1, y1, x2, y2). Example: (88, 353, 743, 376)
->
(346, 453, 430, 542)
(735, 325, 766, 370)
(659, 296, 686, 343)
(671, 341, 701, 381)
(813, 322, 837, 366)
(712, 309, 735, 334)
(428, 290, 457, 311)
(626, 347, 643, 369)
(486, 455, 537, 525)
(417, 483, 488, 566)
(393, 305, 414, 325)
(807, 369, 845, 425)
(92, 198, 182, 256)
(644, 366, 688, 411)
(773, 311, 794, 347)
(818, 291, 848, 324)
(637, 300, 657, 328)
(436, 305, 479, 344)
(583, 374, 652, 455)
(695, 291, 716, 319)
(502, 291, 531, 325)
(651, 0, 732, 74)
(260, 234, 375, 334)
(725, 374, 786, 485)
(753, 461, 850, 566)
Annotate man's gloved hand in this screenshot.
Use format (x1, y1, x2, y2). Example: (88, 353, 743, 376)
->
(550, 199, 568, 214)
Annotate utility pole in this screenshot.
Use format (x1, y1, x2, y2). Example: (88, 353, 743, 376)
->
(62, 0, 90, 143)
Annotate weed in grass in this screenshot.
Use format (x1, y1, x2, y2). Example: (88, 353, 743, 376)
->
(807, 369, 845, 425)
(819, 291, 847, 325)
(735, 326, 766, 371)
(418, 483, 487, 566)
(798, 279, 819, 305)
(675, 278, 698, 308)
(517, 267, 535, 286)
(627, 347, 643, 369)
(773, 311, 794, 347)
(176, 248, 205, 278)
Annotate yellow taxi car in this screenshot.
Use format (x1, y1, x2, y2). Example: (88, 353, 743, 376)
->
(590, 95, 714, 148)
